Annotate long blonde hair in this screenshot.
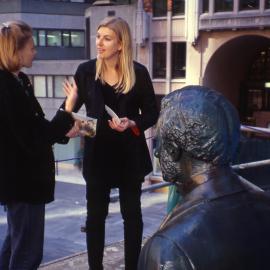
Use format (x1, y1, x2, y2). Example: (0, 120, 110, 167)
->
(95, 17, 135, 94)
(0, 20, 32, 72)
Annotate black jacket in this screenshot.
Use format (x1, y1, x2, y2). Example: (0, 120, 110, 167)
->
(0, 69, 74, 204)
(138, 168, 270, 270)
(73, 59, 158, 183)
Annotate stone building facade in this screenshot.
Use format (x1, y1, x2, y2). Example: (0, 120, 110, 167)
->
(1, 0, 270, 177)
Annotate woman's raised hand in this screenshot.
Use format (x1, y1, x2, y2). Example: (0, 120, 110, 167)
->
(63, 78, 78, 113)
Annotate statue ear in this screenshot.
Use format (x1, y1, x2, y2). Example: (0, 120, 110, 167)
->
(164, 139, 182, 162)
(159, 115, 184, 162)
(171, 142, 182, 162)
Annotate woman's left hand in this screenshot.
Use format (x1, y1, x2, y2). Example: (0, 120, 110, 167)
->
(108, 117, 134, 132)
(65, 120, 81, 138)
(63, 78, 78, 113)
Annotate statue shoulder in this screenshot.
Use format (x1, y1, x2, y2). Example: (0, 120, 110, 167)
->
(139, 234, 193, 270)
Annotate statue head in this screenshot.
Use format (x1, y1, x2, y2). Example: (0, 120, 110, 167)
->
(155, 85, 240, 185)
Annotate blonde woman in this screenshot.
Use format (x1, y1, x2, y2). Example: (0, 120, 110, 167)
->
(0, 21, 77, 269)
(68, 17, 158, 269)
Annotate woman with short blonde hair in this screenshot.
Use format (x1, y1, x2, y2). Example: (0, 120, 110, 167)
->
(0, 21, 32, 72)
(0, 20, 77, 269)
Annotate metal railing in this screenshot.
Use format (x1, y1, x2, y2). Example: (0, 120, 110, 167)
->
(55, 124, 270, 193)
(240, 124, 270, 136)
(55, 157, 81, 175)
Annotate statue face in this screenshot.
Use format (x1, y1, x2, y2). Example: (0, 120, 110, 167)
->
(155, 110, 183, 184)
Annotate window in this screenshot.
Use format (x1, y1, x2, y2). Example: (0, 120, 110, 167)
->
(33, 29, 85, 47)
(239, 0, 259, 10)
(39, 30, 46, 46)
(55, 76, 74, 98)
(47, 30, 61, 47)
(71, 31, 85, 47)
(214, 0, 233, 12)
(63, 30, 70, 47)
(153, 0, 185, 17)
(172, 0, 185, 16)
(47, 76, 53, 98)
(202, 0, 209, 13)
(34, 76, 46, 97)
(172, 43, 186, 78)
(266, 0, 270, 9)
(153, 0, 167, 17)
(31, 75, 75, 98)
(54, 76, 67, 98)
(152, 42, 186, 79)
(153, 43, 166, 78)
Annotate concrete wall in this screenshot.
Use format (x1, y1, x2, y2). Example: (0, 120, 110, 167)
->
(24, 60, 85, 76)
(0, 0, 90, 15)
(0, 1, 88, 61)
(0, 13, 85, 30)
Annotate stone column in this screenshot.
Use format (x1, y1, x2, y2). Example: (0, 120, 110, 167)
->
(209, 0, 214, 15)
(166, 0, 172, 94)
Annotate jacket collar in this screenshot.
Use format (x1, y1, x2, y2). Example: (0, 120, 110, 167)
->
(160, 167, 245, 228)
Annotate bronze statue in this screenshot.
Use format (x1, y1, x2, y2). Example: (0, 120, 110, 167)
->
(138, 86, 270, 270)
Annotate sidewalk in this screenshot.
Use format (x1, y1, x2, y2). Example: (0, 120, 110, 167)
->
(38, 163, 168, 269)
(40, 239, 149, 270)
(0, 163, 167, 269)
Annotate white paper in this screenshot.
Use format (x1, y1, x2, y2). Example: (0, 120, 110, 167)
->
(105, 105, 121, 124)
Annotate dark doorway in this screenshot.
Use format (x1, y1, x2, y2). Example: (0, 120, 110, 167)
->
(203, 35, 270, 127)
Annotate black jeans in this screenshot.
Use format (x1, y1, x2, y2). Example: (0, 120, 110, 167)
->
(86, 181, 143, 270)
(0, 203, 45, 270)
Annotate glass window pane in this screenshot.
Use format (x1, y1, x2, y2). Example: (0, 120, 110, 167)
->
(266, 0, 270, 9)
(33, 76, 46, 97)
(54, 76, 66, 98)
(214, 0, 233, 12)
(32, 29, 38, 46)
(239, 0, 259, 10)
(172, 42, 186, 78)
(153, 43, 166, 78)
(71, 31, 85, 47)
(68, 76, 74, 83)
(47, 76, 53, 98)
(47, 30, 61, 47)
(63, 30, 70, 47)
(203, 0, 209, 13)
(153, 0, 167, 17)
(39, 30, 46, 46)
(173, 0, 185, 16)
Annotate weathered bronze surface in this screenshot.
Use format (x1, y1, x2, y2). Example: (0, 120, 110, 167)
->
(138, 86, 270, 270)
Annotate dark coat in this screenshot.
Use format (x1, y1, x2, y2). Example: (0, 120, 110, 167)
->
(138, 168, 270, 270)
(73, 59, 158, 183)
(0, 69, 74, 204)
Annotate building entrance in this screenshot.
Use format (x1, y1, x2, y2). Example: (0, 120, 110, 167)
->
(203, 34, 270, 127)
